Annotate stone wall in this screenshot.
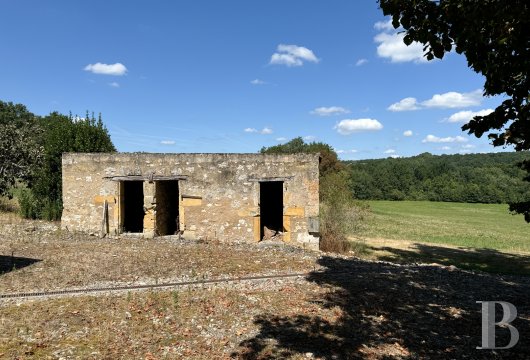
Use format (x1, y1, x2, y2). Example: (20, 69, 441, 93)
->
(61, 153, 320, 249)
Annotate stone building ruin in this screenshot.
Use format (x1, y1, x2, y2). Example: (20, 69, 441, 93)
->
(61, 153, 320, 250)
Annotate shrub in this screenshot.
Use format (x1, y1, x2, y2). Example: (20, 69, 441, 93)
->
(319, 171, 369, 254)
(16, 186, 62, 221)
(260, 137, 370, 253)
(40, 199, 62, 221)
(17, 187, 39, 219)
(0, 197, 17, 213)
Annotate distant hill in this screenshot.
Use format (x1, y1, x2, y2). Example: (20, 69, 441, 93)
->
(345, 152, 530, 204)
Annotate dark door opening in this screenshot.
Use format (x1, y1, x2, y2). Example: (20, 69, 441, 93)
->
(122, 181, 144, 233)
(156, 180, 179, 235)
(260, 181, 283, 239)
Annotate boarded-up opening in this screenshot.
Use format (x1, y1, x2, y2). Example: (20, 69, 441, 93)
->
(122, 181, 144, 233)
(155, 180, 180, 236)
(260, 181, 283, 239)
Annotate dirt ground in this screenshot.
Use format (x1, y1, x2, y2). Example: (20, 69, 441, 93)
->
(0, 215, 319, 294)
(2, 214, 530, 359)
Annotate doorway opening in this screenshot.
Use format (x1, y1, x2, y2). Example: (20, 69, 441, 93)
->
(156, 180, 179, 235)
(259, 181, 283, 239)
(122, 181, 144, 233)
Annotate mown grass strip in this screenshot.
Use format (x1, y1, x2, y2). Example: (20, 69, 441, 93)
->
(361, 201, 530, 252)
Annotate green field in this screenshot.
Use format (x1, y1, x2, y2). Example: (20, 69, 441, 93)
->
(361, 201, 530, 252)
(356, 201, 530, 275)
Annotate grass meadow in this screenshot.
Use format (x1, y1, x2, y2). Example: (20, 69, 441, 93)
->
(357, 201, 530, 275)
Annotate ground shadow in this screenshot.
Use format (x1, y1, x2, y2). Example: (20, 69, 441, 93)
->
(374, 243, 530, 276)
(234, 256, 530, 359)
(0, 254, 41, 274)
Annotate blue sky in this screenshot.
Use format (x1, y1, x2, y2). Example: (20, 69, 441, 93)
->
(0, 1, 506, 159)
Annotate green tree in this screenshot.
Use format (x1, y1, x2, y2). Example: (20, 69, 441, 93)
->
(22, 112, 116, 220)
(260, 137, 343, 176)
(346, 152, 529, 204)
(378, 0, 530, 220)
(0, 101, 43, 197)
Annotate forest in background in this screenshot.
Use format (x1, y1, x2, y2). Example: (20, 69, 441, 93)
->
(347, 152, 530, 204)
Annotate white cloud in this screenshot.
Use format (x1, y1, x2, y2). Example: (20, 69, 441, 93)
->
(270, 44, 319, 67)
(389, 90, 484, 112)
(374, 20, 395, 31)
(390, 154, 401, 159)
(388, 97, 419, 112)
(375, 32, 426, 63)
(84, 62, 127, 76)
(459, 149, 472, 154)
(403, 130, 413, 137)
(244, 127, 273, 134)
(250, 79, 266, 85)
(108, 82, 120, 88)
(270, 53, 303, 67)
(336, 149, 358, 154)
(422, 89, 482, 109)
(374, 20, 426, 63)
(447, 108, 494, 123)
(440, 146, 451, 151)
(276, 137, 287, 142)
(303, 135, 316, 141)
(311, 106, 350, 116)
(355, 58, 368, 66)
(461, 144, 475, 149)
(422, 134, 468, 143)
(384, 149, 396, 154)
(160, 140, 175, 145)
(335, 118, 383, 135)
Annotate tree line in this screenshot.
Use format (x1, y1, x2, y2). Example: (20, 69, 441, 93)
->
(347, 152, 530, 204)
(0, 100, 115, 220)
(377, 0, 530, 221)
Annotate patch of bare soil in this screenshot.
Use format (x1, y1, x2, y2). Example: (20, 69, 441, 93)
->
(2, 258, 530, 359)
(235, 257, 530, 359)
(0, 215, 319, 294)
(2, 213, 530, 358)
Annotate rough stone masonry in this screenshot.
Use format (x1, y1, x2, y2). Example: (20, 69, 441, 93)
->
(61, 153, 320, 250)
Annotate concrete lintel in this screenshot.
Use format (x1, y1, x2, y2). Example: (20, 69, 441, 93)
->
(248, 176, 294, 182)
(106, 175, 189, 181)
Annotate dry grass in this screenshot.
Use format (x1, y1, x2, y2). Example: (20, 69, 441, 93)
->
(0, 196, 18, 213)
(0, 213, 319, 294)
(360, 237, 530, 276)
(3, 256, 530, 359)
(0, 282, 327, 359)
(2, 211, 530, 358)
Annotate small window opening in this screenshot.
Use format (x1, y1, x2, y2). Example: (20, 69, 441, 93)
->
(259, 181, 283, 239)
